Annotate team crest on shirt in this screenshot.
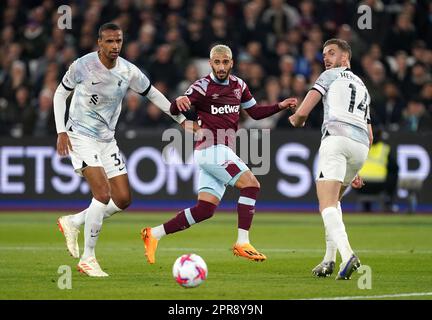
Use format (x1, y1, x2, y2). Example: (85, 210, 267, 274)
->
(233, 89, 241, 100)
(212, 93, 219, 99)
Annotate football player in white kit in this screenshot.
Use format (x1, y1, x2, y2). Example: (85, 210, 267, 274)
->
(289, 39, 373, 280)
(54, 23, 187, 277)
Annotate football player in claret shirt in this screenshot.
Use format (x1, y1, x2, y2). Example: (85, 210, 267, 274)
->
(140, 45, 297, 264)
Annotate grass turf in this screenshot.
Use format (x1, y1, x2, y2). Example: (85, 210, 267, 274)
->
(0, 212, 431, 300)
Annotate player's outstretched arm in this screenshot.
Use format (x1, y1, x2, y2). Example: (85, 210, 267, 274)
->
(146, 85, 186, 124)
(53, 83, 73, 156)
(245, 97, 297, 120)
(289, 89, 321, 127)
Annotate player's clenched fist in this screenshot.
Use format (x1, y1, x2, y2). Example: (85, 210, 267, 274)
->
(175, 96, 192, 112)
(56, 132, 73, 156)
(278, 97, 298, 110)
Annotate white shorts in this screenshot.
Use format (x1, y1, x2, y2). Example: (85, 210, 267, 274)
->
(67, 131, 127, 179)
(316, 136, 369, 186)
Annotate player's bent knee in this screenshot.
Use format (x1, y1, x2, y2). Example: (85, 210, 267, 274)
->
(251, 179, 260, 189)
(114, 194, 131, 210)
(236, 172, 261, 189)
(93, 190, 111, 205)
(191, 200, 218, 223)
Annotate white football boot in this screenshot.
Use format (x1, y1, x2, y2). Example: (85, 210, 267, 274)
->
(77, 256, 109, 277)
(57, 216, 80, 258)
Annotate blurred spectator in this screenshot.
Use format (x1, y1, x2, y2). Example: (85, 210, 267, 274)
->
(385, 13, 417, 55)
(142, 101, 173, 129)
(375, 81, 405, 131)
(22, 7, 49, 60)
(238, 1, 268, 47)
(185, 19, 209, 58)
(399, 98, 432, 132)
(8, 86, 36, 138)
(1, 60, 30, 101)
(137, 23, 157, 64)
(388, 50, 411, 92)
(420, 81, 432, 115)
(357, 127, 399, 212)
(176, 63, 200, 96)
(31, 43, 58, 85)
(148, 44, 180, 88)
(404, 62, 431, 99)
(246, 63, 265, 94)
(411, 40, 429, 65)
(297, 0, 317, 32)
(243, 76, 282, 129)
(164, 28, 190, 71)
(118, 92, 147, 132)
(294, 40, 321, 78)
(364, 61, 387, 113)
(33, 88, 56, 137)
(261, 0, 300, 39)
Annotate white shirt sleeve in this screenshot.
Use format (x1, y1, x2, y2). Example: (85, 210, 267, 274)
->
(61, 60, 78, 90)
(129, 64, 151, 95)
(146, 86, 186, 124)
(53, 83, 72, 133)
(312, 69, 338, 96)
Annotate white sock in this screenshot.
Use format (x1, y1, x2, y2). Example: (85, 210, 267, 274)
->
(68, 198, 122, 228)
(321, 206, 354, 263)
(323, 228, 337, 262)
(105, 199, 122, 218)
(69, 209, 87, 228)
(151, 225, 166, 240)
(322, 201, 342, 262)
(82, 198, 107, 260)
(236, 228, 250, 244)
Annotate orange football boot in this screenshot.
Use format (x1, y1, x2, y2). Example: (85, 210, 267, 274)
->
(232, 243, 267, 262)
(140, 227, 158, 264)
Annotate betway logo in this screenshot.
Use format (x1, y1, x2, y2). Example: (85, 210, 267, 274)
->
(211, 104, 240, 115)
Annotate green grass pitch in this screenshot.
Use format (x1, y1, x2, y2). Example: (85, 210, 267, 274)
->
(0, 212, 431, 300)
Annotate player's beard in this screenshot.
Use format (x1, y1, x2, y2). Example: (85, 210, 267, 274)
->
(212, 67, 231, 82)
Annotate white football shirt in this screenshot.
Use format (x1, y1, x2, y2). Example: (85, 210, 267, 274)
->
(61, 52, 151, 142)
(312, 67, 371, 147)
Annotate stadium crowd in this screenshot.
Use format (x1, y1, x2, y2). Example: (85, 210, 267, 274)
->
(0, 0, 431, 138)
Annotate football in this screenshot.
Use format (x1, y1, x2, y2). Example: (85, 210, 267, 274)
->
(172, 254, 208, 288)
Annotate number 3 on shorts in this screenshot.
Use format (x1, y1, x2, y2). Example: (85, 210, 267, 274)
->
(111, 152, 125, 170)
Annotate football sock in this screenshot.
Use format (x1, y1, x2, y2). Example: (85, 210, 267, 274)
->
(150, 225, 166, 240)
(163, 200, 217, 235)
(69, 198, 122, 227)
(323, 201, 342, 262)
(69, 209, 87, 228)
(237, 187, 259, 231)
(321, 206, 354, 263)
(237, 228, 250, 244)
(82, 198, 107, 260)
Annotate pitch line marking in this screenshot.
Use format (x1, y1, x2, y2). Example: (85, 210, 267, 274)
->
(303, 292, 432, 300)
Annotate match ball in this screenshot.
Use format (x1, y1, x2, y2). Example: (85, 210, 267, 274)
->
(172, 253, 208, 288)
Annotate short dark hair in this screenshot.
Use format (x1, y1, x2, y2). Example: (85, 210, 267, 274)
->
(98, 23, 121, 39)
(323, 38, 352, 60)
